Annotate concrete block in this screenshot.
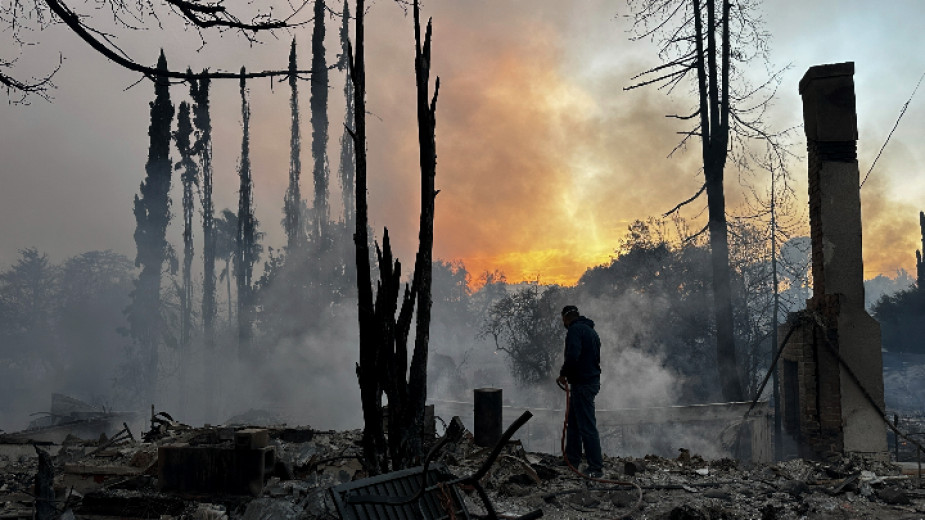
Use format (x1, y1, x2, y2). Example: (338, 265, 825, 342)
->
(158, 444, 275, 496)
(235, 429, 269, 450)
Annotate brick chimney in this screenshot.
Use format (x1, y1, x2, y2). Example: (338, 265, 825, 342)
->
(778, 63, 887, 460)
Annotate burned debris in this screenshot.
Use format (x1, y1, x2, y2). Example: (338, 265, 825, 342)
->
(0, 394, 136, 446)
(3, 400, 925, 519)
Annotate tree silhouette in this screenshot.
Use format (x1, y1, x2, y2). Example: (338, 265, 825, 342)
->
(625, 0, 792, 402)
(284, 39, 304, 251)
(215, 209, 238, 322)
(235, 71, 259, 360)
(310, 0, 330, 245)
(128, 50, 175, 404)
(0, 248, 59, 367)
(479, 283, 563, 385)
(3, 0, 315, 102)
(349, 0, 440, 472)
(338, 0, 356, 232)
(190, 73, 216, 365)
(174, 99, 199, 406)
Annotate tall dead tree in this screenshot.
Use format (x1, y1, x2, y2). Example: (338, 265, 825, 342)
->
(236, 69, 258, 360)
(338, 0, 356, 232)
(191, 74, 215, 355)
(128, 50, 174, 404)
(405, 0, 439, 461)
(190, 72, 215, 416)
(174, 99, 198, 402)
(348, 0, 439, 473)
(626, 0, 790, 402)
(310, 0, 330, 245)
(284, 39, 304, 251)
(347, 0, 386, 475)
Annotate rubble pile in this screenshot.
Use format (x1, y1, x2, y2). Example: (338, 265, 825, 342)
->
(3, 416, 925, 519)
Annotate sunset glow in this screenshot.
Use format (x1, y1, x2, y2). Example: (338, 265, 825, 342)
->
(1, 1, 924, 291)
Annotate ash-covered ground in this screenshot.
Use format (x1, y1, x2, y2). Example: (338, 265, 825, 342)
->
(3, 416, 925, 520)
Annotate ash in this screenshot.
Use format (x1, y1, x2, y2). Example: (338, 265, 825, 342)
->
(2, 417, 924, 520)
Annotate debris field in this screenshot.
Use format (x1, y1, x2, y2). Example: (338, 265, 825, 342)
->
(3, 414, 925, 520)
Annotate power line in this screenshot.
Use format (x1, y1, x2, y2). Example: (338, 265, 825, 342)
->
(860, 70, 925, 189)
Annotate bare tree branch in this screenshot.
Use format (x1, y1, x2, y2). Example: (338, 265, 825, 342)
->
(663, 183, 706, 217)
(683, 223, 709, 243)
(42, 0, 314, 83)
(624, 64, 693, 90)
(0, 54, 60, 103)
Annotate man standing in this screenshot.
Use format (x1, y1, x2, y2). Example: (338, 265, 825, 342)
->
(556, 305, 603, 477)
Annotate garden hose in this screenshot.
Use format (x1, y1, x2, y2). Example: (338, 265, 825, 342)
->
(558, 380, 643, 519)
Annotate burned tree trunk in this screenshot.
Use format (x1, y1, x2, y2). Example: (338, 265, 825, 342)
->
(310, 0, 330, 245)
(191, 73, 215, 412)
(236, 70, 258, 360)
(697, 0, 743, 401)
(347, 0, 387, 475)
(174, 99, 198, 404)
(33, 446, 54, 520)
(625, 0, 795, 402)
(406, 0, 439, 460)
(349, 0, 439, 472)
(379, 3, 439, 466)
(284, 39, 304, 251)
(339, 0, 356, 233)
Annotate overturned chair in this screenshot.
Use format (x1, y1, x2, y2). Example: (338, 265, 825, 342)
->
(329, 411, 543, 520)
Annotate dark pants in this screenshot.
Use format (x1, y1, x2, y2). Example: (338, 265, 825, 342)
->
(566, 382, 603, 471)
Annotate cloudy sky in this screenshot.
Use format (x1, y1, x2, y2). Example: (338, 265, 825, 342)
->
(2, 0, 924, 286)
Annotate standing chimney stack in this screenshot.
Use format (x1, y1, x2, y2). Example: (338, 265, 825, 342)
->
(778, 63, 887, 460)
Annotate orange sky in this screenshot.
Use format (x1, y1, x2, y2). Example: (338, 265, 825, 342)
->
(354, 2, 924, 287)
(1, 0, 924, 288)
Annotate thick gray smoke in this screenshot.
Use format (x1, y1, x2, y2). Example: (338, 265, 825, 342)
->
(1, 240, 916, 462)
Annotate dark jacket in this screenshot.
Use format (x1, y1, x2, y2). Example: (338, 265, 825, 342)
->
(559, 316, 601, 385)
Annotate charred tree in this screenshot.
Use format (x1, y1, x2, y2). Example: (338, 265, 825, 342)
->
(310, 0, 330, 245)
(236, 70, 258, 360)
(347, 0, 386, 476)
(338, 0, 356, 232)
(405, 0, 439, 461)
(696, 0, 741, 402)
(33, 446, 54, 520)
(284, 39, 304, 251)
(174, 99, 198, 403)
(625, 0, 791, 402)
(348, 0, 439, 472)
(190, 73, 215, 364)
(128, 50, 174, 404)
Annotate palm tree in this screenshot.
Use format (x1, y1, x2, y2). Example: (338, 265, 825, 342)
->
(214, 209, 237, 322)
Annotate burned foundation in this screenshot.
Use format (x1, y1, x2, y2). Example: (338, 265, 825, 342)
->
(779, 62, 888, 460)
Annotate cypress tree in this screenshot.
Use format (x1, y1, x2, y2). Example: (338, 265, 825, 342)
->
(129, 50, 174, 403)
(310, 0, 330, 244)
(174, 100, 198, 404)
(175, 101, 197, 353)
(339, 0, 355, 232)
(236, 69, 257, 360)
(191, 73, 215, 354)
(284, 40, 304, 251)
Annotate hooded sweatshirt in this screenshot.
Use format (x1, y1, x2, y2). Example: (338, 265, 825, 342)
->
(559, 316, 601, 385)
